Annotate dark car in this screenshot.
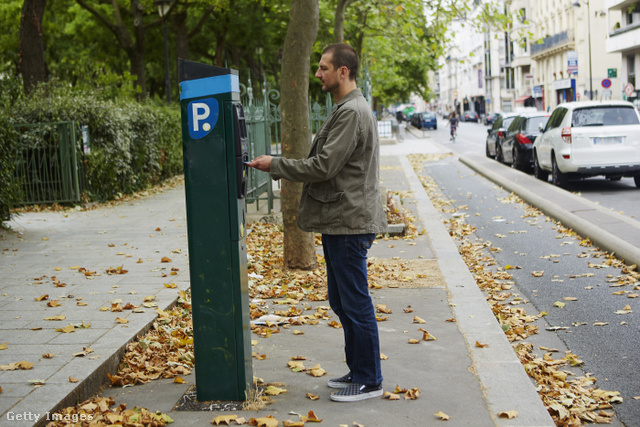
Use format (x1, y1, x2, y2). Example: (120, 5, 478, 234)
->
(485, 113, 518, 158)
(463, 110, 479, 122)
(483, 112, 499, 126)
(498, 112, 550, 171)
(410, 112, 437, 130)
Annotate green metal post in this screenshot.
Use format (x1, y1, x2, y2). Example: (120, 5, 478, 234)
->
(178, 59, 253, 401)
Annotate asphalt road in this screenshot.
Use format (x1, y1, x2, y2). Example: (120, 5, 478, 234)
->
(442, 119, 639, 220)
(402, 119, 640, 426)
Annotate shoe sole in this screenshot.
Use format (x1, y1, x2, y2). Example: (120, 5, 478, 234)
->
(330, 389, 383, 402)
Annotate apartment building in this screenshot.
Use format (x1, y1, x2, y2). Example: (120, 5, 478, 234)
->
(530, 0, 621, 110)
(606, 0, 640, 107)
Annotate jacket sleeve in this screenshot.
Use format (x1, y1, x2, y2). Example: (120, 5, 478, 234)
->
(271, 107, 360, 183)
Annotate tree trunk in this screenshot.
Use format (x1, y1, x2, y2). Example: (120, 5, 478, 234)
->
(19, 0, 48, 94)
(334, 0, 354, 43)
(280, 0, 319, 270)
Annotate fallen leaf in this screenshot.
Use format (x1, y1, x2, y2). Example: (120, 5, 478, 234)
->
(69, 376, 79, 383)
(34, 294, 49, 301)
(418, 328, 436, 341)
(307, 364, 327, 377)
(434, 411, 450, 420)
(264, 385, 287, 396)
(498, 410, 518, 419)
(44, 315, 66, 321)
(161, 256, 172, 263)
(405, 387, 420, 400)
(211, 414, 238, 425)
(383, 391, 401, 400)
(475, 341, 488, 348)
(42, 353, 54, 359)
(174, 376, 188, 384)
(408, 338, 420, 344)
(254, 416, 278, 427)
(306, 393, 319, 400)
(0, 343, 7, 350)
(282, 421, 304, 427)
(115, 317, 129, 324)
(55, 325, 75, 333)
(413, 315, 426, 324)
(305, 410, 322, 422)
(553, 301, 565, 308)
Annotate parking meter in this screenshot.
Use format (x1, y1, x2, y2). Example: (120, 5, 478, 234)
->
(178, 59, 253, 401)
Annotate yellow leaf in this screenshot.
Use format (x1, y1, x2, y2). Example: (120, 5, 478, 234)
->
(434, 411, 450, 420)
(475, 341, 488, 348)
(161, 256, 172, 263)
(408, 338, 420, 344)
(0, 342, 7, 350)
(413, 315, 426, 324)
(306, 393, 319, 400)
(34, 294, 49, 301)
(264, 385, 287, 396)
(42, 353, 54, 359)
(211, 414, 238, 425)
(115, 317, 129, 324)
(380, 353, 388, 360)
(563, 297, 578, 301)
(283, 421, 305, 427)
(44, 315, 66, 321)
(69, 376, 79, 383)
(383, 391, 401, 400)
(405, 388, 420, 400)
(307, 364, 327, 377)
(553, 301, 565, 308)
(305, 410, 322, 422)
(164, 283, 177, 289)
(255, 416, 279, 427)
(418, 328, 436, 341)
(292, 330, 304, 335)
(531, 271, 544, 277)
(174, 376, 188, 384)
(55, 325, 75, 333)
(498, 410, 518, 419)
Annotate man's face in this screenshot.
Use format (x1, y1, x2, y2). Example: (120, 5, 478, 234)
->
(315, 52, 340, 94)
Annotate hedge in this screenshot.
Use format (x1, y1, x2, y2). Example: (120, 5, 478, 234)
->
(0, 82, 183, 228)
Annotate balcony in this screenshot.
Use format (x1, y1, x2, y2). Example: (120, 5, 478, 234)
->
(531, 30, 575, 58)
(607, 21, 640, 53)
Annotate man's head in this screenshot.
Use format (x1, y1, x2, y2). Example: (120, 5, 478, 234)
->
(315, 44, 359, 99)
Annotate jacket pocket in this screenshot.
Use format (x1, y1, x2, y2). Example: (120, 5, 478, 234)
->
(306, 186, 344, 227)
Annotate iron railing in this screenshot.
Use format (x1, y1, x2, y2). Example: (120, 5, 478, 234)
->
(13, 122, 82, 205)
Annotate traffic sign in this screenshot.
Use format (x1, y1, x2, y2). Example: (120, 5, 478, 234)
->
(601, 78, 612, 89)
(608, 68, 617, 78)
(625, 83, 635, 96)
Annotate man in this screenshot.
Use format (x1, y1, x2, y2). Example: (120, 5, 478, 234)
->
(248, 43, 387, 402)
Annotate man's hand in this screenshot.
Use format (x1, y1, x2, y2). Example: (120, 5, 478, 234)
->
(247, 155, 273, 172)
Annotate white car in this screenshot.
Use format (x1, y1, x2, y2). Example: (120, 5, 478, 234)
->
(533, 101, 640, 187)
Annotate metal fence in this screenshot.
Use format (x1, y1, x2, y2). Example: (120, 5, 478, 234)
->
(241, 78, 334, 212)
(13, 122, 82, 205)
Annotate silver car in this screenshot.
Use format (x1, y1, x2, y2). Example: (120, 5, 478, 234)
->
(533, 101, 640, 187)
(485, 112, 519, 159)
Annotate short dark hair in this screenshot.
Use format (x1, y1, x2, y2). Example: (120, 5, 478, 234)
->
(323, 44, 359, 81)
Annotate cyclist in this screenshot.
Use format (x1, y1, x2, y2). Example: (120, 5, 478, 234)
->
(449, 111, 459, 142)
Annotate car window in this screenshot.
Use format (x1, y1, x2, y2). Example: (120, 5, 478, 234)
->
(507, 117, 521, 132)
(502, 117, 516, 130)
(571, 106, 640, 127)
(546, 108, 567, 130)
(425, 113, 436, 119)
(493, 117, 503, 130)
(526, 116, 550, 134)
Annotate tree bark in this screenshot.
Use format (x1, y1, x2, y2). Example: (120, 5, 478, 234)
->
(19, 0, 48, 94)
(333, 0, 354, 43)
(280, 0, 319, 270)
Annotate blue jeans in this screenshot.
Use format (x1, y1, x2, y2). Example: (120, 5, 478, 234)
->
(322, 233, 382, 387)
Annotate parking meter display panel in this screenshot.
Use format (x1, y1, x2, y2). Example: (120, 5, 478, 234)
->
(178, 59, 253, 402)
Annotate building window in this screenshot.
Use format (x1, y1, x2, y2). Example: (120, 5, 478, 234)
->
(628, 54, 636, 88)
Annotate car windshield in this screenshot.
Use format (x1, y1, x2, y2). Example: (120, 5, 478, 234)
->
(525, 116, 549, 134)
(571, 106, 640, 127)
(424, 113, 436, 119)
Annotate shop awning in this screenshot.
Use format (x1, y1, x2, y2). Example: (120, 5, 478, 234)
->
(515, 95, 533, 104)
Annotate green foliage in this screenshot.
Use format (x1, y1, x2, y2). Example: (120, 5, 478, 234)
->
(10, 82, 182, 202)
(0, 111, 20, 226)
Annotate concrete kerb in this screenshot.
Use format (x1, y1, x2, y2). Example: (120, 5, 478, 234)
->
(400, 156, 555, 426)
(459, 155, 640, 269)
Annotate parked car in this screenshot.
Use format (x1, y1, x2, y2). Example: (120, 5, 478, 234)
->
(483, 112, 499, 126)
(533, 101, 640, 187)
(499, 112, 550, 171)
(411, 112, 437, 130)
(485, 113, 519, 159)
(463, 110, 479, 122)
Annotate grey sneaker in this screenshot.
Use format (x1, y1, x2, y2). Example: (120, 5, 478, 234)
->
(327, 373, 352, 389)
(330, 383, 383, 402)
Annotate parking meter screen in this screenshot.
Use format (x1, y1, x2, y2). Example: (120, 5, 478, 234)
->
(188, 98, 219, 140)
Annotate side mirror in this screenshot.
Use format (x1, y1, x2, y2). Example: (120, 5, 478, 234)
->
(538, 123, 545, 133)
(487, 128, 491, 135)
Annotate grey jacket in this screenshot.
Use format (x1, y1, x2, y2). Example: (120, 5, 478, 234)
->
(270, 89, 387, 235)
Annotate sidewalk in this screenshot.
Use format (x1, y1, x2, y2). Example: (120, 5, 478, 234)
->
(0, 139, 553, 426)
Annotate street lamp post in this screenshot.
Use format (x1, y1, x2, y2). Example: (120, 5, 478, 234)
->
(156, 0, 171, 104)
(572, 0, 593, 100)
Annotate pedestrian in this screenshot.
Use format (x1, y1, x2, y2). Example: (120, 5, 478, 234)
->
(247, 43, 387, 402)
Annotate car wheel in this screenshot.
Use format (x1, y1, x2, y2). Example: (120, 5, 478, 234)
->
(485, 142, 494, 159)
(511, 148, 521, 170)
(533, 152, 548, 181)
(551, 155, 566, 187)
(496, 143, 504, 163)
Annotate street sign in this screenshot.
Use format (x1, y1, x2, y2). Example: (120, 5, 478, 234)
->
(602, 78, 612, 89)
(625, 83, 635, 97)
(608, 68, 617, 78)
